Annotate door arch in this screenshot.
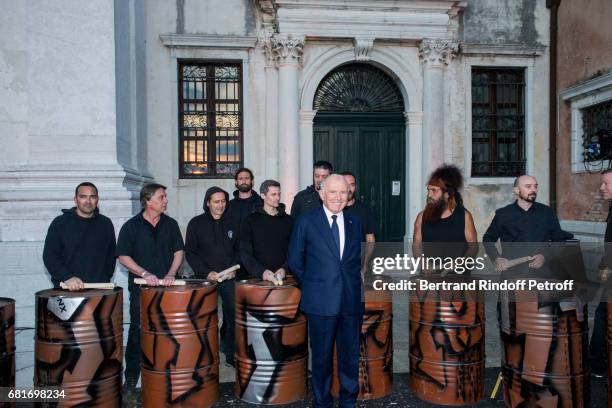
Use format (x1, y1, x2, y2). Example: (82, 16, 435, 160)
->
(313, 63, 406, 241)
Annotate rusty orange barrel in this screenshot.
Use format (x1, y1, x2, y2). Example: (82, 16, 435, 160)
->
(140, 281, 219, 408)
(235, 277, 308, 404)
(500, 296, 589, 408)
(0, 298, 15, 389)
(331, 283, 393, 399)
(608, 298, 612, 407)
(409, 276, 485, 405)
(35, 288, 123, 407)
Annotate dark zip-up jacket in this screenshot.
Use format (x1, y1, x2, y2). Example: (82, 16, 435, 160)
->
(43, 207, 116, 287)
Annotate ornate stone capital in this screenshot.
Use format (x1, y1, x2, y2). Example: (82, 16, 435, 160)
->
(419, 38, 459, 66)
(354, 37, 374, 61)
(271, 34, 305, 66)
(258, 32, 277, 67)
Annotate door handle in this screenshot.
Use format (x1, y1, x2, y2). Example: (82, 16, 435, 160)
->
(370, 185, 376, 208)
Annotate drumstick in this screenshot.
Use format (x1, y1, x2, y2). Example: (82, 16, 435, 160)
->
(495, 255, 534, 272)
(60, 282, 116, 290)
(134, 278, 187, 286)
(506, 256, 535, 268)
(215, 264, 240, 282)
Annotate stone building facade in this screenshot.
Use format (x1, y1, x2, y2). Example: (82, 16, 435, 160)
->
(1, 0, 553, 325)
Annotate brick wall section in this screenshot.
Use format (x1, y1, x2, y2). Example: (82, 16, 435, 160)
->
(556, 0, 612, 222)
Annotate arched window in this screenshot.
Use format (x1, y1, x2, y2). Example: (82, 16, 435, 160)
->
(313, 63, 404, 113)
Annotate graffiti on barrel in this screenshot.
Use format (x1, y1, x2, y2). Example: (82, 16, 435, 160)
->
(35, 288, 123, 407)
(0, 298, 15, 390)
(332, 286, 393, 400)
(140, 282, 219, 408)
(409, 279, 485, 405)
(235, 278, 308, 404)
(501, 300, 589, 408)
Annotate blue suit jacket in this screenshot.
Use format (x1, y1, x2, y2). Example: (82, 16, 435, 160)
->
(288, 206, 364, 316)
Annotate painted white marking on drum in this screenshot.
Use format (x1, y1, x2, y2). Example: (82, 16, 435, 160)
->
(242, 311, 277, 403)
(47, 297, 85, 321)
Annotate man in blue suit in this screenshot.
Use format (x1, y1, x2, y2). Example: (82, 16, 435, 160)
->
(288, 174, 364, 408)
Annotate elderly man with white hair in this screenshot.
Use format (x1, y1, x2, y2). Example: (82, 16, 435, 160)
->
(288, 174, 364, 408)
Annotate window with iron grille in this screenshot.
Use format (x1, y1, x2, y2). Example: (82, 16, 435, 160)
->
(471, 68, 526, 177)
(581, 99, 612, 163)
(178, 61, 242, 178)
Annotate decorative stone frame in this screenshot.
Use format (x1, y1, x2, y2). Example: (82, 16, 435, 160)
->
(559, 72, 612, 174)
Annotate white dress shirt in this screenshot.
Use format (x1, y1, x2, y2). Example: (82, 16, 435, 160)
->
(322, 205, 345, 258)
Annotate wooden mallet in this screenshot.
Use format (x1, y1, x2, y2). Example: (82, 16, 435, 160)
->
(60, 282, 116, 290)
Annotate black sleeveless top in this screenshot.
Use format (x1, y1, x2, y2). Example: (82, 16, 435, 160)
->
(421, 205, 467, 259)
(422, 205, 467, 243)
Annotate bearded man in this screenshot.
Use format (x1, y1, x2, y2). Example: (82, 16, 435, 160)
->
(483, 174, 566, 277)
(226, 167, 262, 230)
(412, 164, 477, 263)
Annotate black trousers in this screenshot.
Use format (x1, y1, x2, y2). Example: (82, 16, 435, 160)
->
(589, 301, 608, 370)
(218, 279, 236, 361)
(125, 286, 141, 386)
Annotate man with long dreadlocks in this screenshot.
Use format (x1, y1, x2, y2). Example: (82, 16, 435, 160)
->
(412, 164, 478, 267)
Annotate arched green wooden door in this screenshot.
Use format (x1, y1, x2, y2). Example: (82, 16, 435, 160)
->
(313, 64, 406, 242)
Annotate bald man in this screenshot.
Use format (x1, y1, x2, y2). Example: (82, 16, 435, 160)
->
(483, 175, 566, 275)
(288, 174, 363, 408)
(483, 179, 577, 404)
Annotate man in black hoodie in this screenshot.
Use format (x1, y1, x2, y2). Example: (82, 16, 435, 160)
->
(241, 180, 294, 283)
(185, 186, 240, 366)
(226, 167, 262, 230)
(291, 160, 332, 220)
(43, 182, 116, 290)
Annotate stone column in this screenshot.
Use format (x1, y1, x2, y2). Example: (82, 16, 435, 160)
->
(261, 35, 279, 180)
(299, 110, 317, 188)
(272, 34, 304, 211)
(419, 38, 458, 182)
(0, 1, 149, 326)
(405, 111, 424, 241)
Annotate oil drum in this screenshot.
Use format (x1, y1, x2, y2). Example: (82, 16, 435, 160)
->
(235, 277, 308, 404)
(608, 297, 612, 406)
(500, 288, 589, 407)
(35, 288, 123, 407)
(409, 275, 485, 405)
(140, 281, 219, 408)
(331, 280, 393, 399)
(0, 298, 15, 389)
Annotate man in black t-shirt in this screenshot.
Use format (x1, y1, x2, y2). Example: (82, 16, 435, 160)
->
(341, 172, 377, 273)
(117, 183, 184, 398)
(341, 172, 377, 241)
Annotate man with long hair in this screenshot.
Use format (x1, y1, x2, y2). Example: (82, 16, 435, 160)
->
(412, 164, 477, 261)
